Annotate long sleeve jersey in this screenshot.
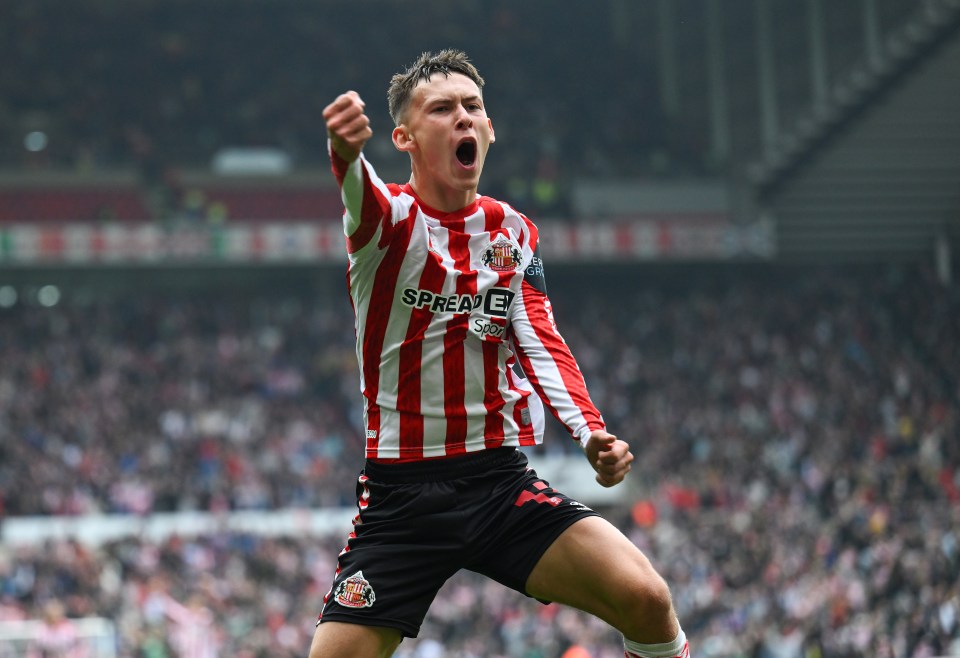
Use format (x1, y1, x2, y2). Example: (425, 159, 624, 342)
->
(332, 148, 604, 460)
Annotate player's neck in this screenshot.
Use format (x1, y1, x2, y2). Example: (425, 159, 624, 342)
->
(407, 174, 477, 215)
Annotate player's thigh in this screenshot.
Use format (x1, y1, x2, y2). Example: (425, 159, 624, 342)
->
(525, 515, 674, 632)
(309, 620, 402, 658)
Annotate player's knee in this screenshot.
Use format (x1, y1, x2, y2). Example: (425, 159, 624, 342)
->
(631, 573, 673, 618)
(616, 573, 676, 640)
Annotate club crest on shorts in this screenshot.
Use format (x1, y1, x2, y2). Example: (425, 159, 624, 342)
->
(335, 571, 376, 609)
(482, 236, 522, 272)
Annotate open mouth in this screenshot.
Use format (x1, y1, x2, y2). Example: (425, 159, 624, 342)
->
(456, 140, 477, 166)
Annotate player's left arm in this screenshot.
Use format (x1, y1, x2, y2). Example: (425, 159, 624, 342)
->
(510, 247, 634, 487)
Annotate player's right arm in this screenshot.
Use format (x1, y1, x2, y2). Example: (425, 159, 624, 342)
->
(322, 91, 394, 251)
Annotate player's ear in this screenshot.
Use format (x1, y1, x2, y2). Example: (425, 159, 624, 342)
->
(393, 125, 414, 152)
(488, 118, 495, 144)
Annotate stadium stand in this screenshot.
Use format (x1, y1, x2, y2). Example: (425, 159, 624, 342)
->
(0, 186, 151, 224)
(167, 176, 344, 223)
(0, 174, 153, 224)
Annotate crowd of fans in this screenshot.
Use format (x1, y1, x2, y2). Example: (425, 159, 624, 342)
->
(0, 263, 957, 657)
(0, 284, 364, 515)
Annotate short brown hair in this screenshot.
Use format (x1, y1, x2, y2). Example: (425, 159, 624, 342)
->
(387, 49, 485, 125)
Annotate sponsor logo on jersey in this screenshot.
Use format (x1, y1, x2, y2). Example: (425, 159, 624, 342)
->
(523, 245, 548, 293)
(400, 287, 515, 318)
(471, 318, 505, 339)
(334, 571, 376, 609)
(525, 255, 544, 279)
(482, 236, 523, 272)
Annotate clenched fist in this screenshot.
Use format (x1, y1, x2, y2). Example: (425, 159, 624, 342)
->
(583, 430, 634, 487)
(323, 90, 373, 163)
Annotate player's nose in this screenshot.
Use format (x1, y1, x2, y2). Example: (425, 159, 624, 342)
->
(454, 105, 473, 129)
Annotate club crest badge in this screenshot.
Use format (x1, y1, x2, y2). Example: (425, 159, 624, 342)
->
(334, 571, 376, 609)
(482, 236, 523, 272)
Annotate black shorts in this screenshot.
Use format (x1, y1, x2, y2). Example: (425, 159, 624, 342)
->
(318, 447, 599, 638)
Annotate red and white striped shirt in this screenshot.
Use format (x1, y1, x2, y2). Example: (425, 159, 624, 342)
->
(27, 620, 88, 658)
(332, 149, 604, 460)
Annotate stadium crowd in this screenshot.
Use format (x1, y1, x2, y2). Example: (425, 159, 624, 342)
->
(0, 263, 958, 657)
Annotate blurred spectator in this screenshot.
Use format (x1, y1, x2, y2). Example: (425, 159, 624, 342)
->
(157, 591, 222, 658)
(25, 600, 89, 658)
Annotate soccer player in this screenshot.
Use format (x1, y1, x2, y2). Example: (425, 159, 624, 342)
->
(311, 50, 689, 658)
